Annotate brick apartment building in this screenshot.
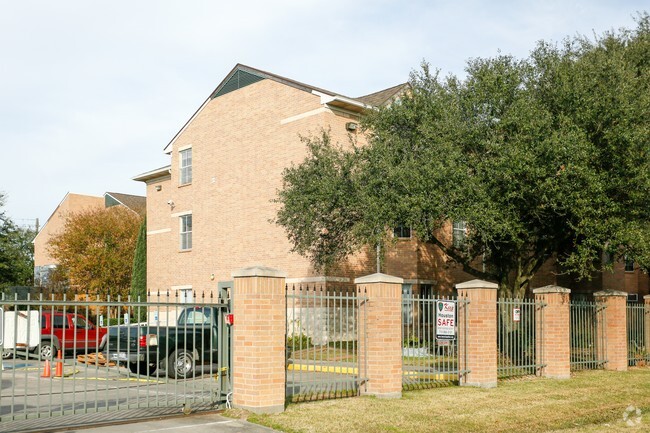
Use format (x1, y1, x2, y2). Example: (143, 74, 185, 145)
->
(134, 64, 649, 301)
(33, 192, 145, 286)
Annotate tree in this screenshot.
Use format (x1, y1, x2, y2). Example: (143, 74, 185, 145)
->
(48, 206, 141, 298)
(276, 15, 650, 296)
(0, 193, 35, 291)
(130, 218, 147, 322)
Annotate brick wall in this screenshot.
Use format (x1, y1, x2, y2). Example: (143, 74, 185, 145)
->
(533, 286, 571, 379)
(147, 78, 367, 294)
(457, 280, 498, 388)
(34, 193, 104, 267)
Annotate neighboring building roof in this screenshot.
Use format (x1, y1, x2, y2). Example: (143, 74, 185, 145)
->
(33, 192, 104, 244)
(162, 64, 406, 154)
(105, 192, 146, 217)
(356, 83, 409, 107)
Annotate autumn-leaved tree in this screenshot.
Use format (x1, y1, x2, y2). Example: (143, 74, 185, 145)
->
(48, 206, 141, 298)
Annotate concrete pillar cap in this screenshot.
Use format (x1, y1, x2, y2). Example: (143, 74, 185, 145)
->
(645, 294, 650, 301)
(593, 289, 628, 297)
(232, 265, 287, 278)
(354, 273, 404, 285)
(533, 285, 571, 294)
(455, 279, 498, 290)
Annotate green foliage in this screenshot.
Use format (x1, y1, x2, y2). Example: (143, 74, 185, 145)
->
(0, 193, 35, 291)
(130, 218, 147, 322)
(48, 206, 141, 298)
(276, 14, 650, 297)
(287, 333, 313, 349)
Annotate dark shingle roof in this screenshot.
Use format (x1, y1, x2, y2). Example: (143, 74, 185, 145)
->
(355, 83, 409, 107)
(105, 192, 146, 217)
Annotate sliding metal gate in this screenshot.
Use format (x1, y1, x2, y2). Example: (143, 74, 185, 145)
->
(0, 288, 231, 432)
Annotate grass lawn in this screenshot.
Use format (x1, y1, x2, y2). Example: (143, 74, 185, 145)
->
(232, 368, 650, 433)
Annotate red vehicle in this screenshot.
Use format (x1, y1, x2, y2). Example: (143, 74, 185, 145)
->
(37, 312, 108, 359)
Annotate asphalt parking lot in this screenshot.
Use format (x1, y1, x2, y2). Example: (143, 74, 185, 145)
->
(1, 355, 232, 433)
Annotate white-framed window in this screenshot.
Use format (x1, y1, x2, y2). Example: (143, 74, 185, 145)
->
(179, 147, 192, 185)
(179, 288, 194, 304)
(180, 214, 192, 250)
(627, 293, 639, 303)
(394, 225, 411, 239)
(452, 221, 467, 249)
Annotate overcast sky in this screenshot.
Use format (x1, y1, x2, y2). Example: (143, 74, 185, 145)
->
(0, 1, 646, 229)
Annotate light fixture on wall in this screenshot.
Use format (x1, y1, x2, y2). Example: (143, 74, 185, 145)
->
(345, 122, 358, 132)
(155, 185, 162, 191)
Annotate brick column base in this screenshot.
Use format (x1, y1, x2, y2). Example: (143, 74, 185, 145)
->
(231, 266, 287, 413)
(355, 273, 403, 398)
(456, 279, 498, 388)
(533, 286, 571, 379)
(595, 290, 628, 372)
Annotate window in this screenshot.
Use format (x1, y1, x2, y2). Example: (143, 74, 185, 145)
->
(52, 315, 67, 329)
(179, 288, 194, 304)
(179, 148, 192, 185)
(394, 225, 411, 239)
(402, 284, 413, 325)
(625, 257, 634, 272)
(180, 214, 192, 250)
(627, 293, 639, 303)
(452, 221, 467, 249)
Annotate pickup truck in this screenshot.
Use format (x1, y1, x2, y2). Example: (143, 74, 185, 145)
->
(38, 312, 107, 359)
(102, 306, 221, 378)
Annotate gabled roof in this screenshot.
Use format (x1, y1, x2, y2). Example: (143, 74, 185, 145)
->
(32, 193, 103, 244)
(104, 192, 146, 217)
(162, 64, 406, 154)
(356, 83, 409, 107)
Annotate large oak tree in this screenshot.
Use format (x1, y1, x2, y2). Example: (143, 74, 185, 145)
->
(276, 15, 650, 296)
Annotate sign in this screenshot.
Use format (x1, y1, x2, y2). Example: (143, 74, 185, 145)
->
(124, 313, 130, 325)
(436, 300, 456, 340)
(99, 315, 104, 327)
(513, 308, 521, 323)
(0, 307, 3, 345)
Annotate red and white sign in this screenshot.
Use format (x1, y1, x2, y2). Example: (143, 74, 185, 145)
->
(436, 300, 456, 340)
(513, 308, 521, 323)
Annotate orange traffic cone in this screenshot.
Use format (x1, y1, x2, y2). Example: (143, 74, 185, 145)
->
(54, 350, 63, 378)
(41, 359, 52, 378)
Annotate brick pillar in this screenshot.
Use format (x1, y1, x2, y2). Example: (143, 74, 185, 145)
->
(533, 286, 571, 379)
(456, 279, 498, 388)
(355, 273, 403, 398)
(594, 290, 628, 372)
(231, 266, 287, 413)
(645, 295, 650, 356)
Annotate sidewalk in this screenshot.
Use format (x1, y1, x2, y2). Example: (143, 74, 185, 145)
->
(65, 413, 280, 433)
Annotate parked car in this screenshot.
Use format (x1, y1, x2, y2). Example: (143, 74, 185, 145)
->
(102, 306, 222, 378)
(37, 312, 108, 359)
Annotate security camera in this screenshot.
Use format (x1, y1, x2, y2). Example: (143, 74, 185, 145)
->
(167, 200, 174, 206)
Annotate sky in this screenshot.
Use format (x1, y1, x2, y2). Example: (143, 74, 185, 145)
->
(0, 0, 646, 229)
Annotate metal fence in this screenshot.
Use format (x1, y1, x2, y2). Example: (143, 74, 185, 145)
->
(497, 298, 541, 378)
(0, 289, 231, 431)
(286, 284, 366, 402)
(627, 302, 649, 367)
(401, 294, 460, 389)
(569, 300, 606, 370)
